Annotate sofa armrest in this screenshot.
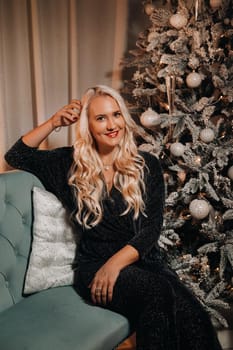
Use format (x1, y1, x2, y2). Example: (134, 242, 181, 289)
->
(0, 170, 43, 311)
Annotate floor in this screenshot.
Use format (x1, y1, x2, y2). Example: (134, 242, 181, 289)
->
(117, 332, 233, 350)
(117, 334, 136, 350)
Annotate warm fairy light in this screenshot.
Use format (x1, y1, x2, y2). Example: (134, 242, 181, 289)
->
(194, 155, 201, 165)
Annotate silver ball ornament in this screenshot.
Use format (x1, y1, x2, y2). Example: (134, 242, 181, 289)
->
(200, 128, 215, 143)
(140, 108, 161, 128)
(169, 13, 188, 30)
(227, 166, 233, 180)
(189, 199, 210, 220)
(170, 142, 185, 157)
(186, 72, 202, 88)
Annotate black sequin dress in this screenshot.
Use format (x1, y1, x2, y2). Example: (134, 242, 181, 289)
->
(5, 138, 222, 350)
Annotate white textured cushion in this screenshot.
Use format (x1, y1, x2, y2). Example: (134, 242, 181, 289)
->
(24, 186, 77, 294)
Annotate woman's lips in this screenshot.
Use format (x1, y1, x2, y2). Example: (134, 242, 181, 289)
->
(105, 131, 119, 138)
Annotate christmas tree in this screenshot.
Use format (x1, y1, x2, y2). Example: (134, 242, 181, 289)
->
(122, 0, 233, 327)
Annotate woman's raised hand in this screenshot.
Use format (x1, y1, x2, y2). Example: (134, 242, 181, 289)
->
(51, 99, 82, 129)
(22, 99, 82, 148)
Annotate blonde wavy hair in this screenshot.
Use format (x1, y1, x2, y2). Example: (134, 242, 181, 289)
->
(69, 85, 150, 229)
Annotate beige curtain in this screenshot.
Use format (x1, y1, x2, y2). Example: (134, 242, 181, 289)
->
(0, 0, 128, 171)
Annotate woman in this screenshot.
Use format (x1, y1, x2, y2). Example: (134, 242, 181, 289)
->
(5, 85, 222, 350)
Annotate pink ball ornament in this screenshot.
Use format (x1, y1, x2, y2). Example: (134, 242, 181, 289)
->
(140, 108, 161, 128)
(189, 199, 210, 220)
(170, 142, 185, 157)
(186, 72, 202, 88)
(227, 166, 233, 180)
(200, 128, 215, 143)
(210, 0, 222, 9)
(169, 13, 188, 30)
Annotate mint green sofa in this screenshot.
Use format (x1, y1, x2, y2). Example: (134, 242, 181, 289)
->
(1, 170, 233, 350)
(0, 170, 130, 350)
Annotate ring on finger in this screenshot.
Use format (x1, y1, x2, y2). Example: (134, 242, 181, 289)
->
(73, 107, 80, 114)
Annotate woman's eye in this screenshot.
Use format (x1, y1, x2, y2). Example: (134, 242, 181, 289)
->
(96, 115, 105, 121)
(114, 111, 121, 118)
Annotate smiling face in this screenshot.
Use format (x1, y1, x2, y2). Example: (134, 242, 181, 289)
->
(88, 95, 126, 154)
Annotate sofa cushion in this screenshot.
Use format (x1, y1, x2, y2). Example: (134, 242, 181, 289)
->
(24, 187, 77, 294)
(0, 286, 130, 350)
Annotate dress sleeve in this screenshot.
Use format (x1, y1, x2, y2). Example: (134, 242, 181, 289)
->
(127, 153, 165, 259)
(4, 137, 73, 197)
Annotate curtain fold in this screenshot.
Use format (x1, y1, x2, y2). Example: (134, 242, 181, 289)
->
(0, 0, 128, 171)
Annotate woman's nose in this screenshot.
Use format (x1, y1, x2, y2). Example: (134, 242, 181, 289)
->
(106, 117, 115, 130)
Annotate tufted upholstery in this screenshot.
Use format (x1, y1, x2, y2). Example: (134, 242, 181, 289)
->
(0, 170, 130, 350)
(0, 170, 43, 312)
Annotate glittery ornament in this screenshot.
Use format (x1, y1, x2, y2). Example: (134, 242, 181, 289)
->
(169, 13, 188, 30)
(186, 72, 202, 88)
(170, 142, 185, 157)
(140, 108, 161, 128)
(189, 199, 210, 219)
(200, 128, 215, 143)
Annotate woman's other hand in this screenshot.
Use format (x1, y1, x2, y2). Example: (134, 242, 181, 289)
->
(89, 245, 139, 305)
(89, 260, 121, 305)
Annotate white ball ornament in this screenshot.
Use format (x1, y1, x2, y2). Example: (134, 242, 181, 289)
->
(186, 72, 202, 88)
(170, 142, 185, 157)
(169, 13, 188, 30)
(200, 128, 215, 143)
(140, 108, 161, 128)
(189, 199, 210, 220)
(227, 166, 233, 180)
(210, 0, 222, 9)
